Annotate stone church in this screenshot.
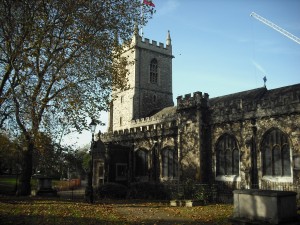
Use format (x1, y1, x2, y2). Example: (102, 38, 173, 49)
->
(92, 31, 300, 200)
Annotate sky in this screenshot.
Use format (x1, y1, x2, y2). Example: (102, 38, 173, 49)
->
(63, 0, 300, 148)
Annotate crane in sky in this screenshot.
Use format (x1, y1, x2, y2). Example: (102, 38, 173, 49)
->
(250, 12, 300, 45)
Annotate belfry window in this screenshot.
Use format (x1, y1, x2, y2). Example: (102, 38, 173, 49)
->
(216, 134, 239, 176)
(261, 128, 291, 177)
(162, 148, 178, 178)
(150, 58, 158, 84)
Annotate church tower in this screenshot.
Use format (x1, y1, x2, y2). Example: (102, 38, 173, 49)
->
(108, 31, 174, 131)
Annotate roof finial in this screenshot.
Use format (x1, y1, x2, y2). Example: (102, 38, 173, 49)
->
(263, 76, 267, 87)
(166, 30, 171, 46)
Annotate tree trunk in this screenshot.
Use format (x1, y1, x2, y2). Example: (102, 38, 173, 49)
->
(17, 143, 33, 196)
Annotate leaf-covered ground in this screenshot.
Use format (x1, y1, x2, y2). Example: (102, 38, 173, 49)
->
(0, 197, 233, 225)
(113, 201, 233, 224)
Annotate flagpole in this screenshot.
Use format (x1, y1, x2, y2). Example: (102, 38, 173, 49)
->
(141, 0, 155, 37)
(141, 0, 144, 37)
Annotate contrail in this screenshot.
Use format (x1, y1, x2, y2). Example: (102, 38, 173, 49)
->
(252, 60, 267, 75)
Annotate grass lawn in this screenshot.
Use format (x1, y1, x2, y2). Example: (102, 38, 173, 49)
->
(0, 196, 234, 225)
(0, 176, 18, 185)
(0, 176, 18, 194)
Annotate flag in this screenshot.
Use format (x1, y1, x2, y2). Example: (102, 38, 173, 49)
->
(143, 0, 155, 7)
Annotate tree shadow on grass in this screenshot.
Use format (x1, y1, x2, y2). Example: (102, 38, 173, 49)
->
(0, 215, 230, 225)
(0, 215, 125, 225)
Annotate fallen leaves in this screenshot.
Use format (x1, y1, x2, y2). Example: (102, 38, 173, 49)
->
(0, 197, 235, 225)
(0, 197, 121, 225)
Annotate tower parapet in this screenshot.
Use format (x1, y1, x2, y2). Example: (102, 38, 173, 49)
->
(177, 91, 209, 110)
(135, 36, 172, 56)
(110, 30, 174, 132)
(132, 30, 172, 56)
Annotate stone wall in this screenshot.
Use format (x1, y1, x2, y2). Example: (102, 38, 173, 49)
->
(210, 84, 300, 199)
(101, 83, 300, 201)
(177, 92, 210, 182)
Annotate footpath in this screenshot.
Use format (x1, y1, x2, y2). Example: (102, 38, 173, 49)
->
(58, 187, 198, 224)
(56, 183, 233, 225)
(58, 193, 196, 224)
(111, 201, 196, 225)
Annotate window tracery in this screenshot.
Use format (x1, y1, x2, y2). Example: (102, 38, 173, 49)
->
(161, 148, 177, 178)
(216, 134, 239, 176)
(261, 128, 291, 177)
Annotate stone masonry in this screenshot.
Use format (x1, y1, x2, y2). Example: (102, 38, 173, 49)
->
(93, 32, 300, 202)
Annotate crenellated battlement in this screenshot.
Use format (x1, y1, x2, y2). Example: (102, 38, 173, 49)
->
(135, 35, 172, 55)
(131, 111, 175, 127)
(102, 104, 178, 142)
(101, 118, 177, 142)
(142, 38, 168, 49)
(177, 91, 209, 110)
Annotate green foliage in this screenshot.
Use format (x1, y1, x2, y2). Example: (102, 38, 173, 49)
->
(58, 147, 90, 180)
(0, 177, 17, 186)
(168, 180, 218, 203)
(0, 133, 21, 174)
(33, 133, 60, 177)
(193, 184, 217, 203)
(127, 182, 169, 200)
(0, 176, 17, 194)
(97, 182, 128, 199)
(82, 151, 91, 173)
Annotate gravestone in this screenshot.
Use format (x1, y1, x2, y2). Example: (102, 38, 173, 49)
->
(231, 189, 298, 224)
(36, 175, 57, 197)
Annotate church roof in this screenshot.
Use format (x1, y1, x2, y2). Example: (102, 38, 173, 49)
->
(145, 84, 300, 122)
(262, 83, 300, 99)
(210, 83, 300, 106)
(210, 87, 267, 107)
(209, 83, 300, 118)
(149, 106, 177, 119)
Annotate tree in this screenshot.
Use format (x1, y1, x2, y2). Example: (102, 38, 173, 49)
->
(32, 132, 62, 177)
(0, 0, 153, 195)
(63, 147, 90, 179)
(0, 132, 21, 174)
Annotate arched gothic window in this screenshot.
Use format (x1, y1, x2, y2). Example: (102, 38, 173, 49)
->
(135, 149, 148, 177)
(216, 134, 239, 176)
(161, 148, 178, 178)
(150, 58, 158, 84)
(261, 128, 291, 177)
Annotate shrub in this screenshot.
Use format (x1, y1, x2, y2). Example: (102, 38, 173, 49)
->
(127, 182, 168, 200)
(167, 181, 218, 203)
(97, 182, 127, 199)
